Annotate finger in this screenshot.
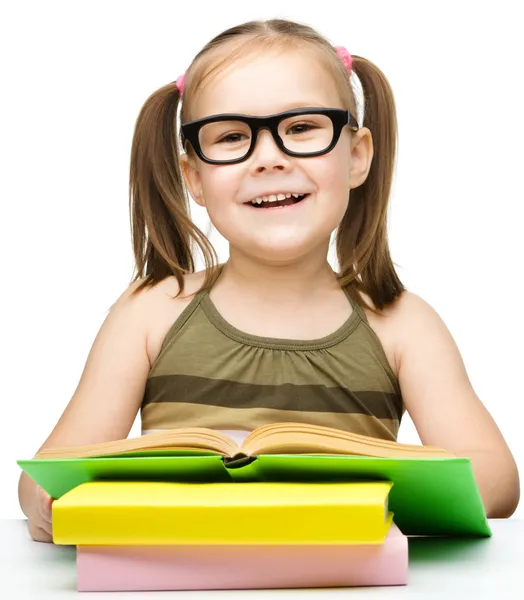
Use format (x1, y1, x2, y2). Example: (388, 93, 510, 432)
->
(37, 484, 52, 507)
(36, 487, 53, 524)
(37, 500, 52, 524)
(36, 515, 53, 538)
(27, 520, 53, 543)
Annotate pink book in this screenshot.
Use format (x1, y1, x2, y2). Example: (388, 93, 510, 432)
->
(76, 522, 408, 591)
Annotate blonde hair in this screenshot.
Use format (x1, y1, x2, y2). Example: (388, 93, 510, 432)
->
(129, 18, 405, 314)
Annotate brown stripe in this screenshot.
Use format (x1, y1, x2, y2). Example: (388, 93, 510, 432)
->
(141, 402, 398, 441)
(143, 374, 403, 422)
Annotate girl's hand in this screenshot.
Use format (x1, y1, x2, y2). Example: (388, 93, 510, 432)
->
(27, 485, 53, 543)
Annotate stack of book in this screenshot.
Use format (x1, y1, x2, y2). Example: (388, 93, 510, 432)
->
(52, 480, 407, 591)
(18, 422, 492, 591)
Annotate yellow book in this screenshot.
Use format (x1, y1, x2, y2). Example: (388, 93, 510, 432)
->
(52, 481, 393, 546)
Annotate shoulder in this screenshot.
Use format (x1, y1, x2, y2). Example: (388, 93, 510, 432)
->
(377, 289, 451, 362)
(126, 270, 207, 367)
(121, 270, 206, 305)
(355, 289, 444, 380)
(104, 270, 208, 369)
(370, 289, 476, 429)
(358, 288, 441, 332)
(355, 289, 410, 379)
(383, 290, 451, 345)
(385, 289, 472, 415)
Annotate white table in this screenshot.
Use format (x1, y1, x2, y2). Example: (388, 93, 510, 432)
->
(1, 519, 523, 598)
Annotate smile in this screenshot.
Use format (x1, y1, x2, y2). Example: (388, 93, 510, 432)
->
(247, 193, 309, 209)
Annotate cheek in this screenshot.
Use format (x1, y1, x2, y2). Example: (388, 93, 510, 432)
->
(317, 144, 351, 187)
(197, 169, 243, 240)
(199, 167, 240, 208)
(309, 150, 351, 210)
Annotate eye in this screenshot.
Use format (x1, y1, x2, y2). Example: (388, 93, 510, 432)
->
(216, 132, 248, 144)
(287, 122, 318, 135)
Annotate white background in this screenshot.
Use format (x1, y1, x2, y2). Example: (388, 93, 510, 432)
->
(1, 0, 522, 519)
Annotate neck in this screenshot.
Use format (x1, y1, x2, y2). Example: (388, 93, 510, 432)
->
(215, 247, 341, 304)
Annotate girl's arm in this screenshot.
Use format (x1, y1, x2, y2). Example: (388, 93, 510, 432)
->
(18, 279, 157, 536)
(394, 292, 520, 518)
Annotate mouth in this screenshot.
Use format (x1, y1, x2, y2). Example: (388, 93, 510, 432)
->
(245, 193, 310, 209)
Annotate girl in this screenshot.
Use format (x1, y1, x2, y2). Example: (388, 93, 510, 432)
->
(19, 18, 519, 542)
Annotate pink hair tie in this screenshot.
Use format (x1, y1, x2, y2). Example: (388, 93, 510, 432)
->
(175, 72, 186, 95)
(335, 46, 353, 74)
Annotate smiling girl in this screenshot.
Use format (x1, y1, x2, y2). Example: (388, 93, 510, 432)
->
(19, 18, 519, 542)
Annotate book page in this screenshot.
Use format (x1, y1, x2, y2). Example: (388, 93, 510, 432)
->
(35, 428, 240, 459)
(241, 422, 454, 458)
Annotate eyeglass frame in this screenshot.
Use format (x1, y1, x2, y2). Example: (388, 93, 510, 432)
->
(180, 107, 360, 165)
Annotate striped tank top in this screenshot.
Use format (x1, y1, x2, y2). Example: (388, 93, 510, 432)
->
(141, 284, 403, 444)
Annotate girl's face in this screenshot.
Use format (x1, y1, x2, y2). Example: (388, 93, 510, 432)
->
(181, 47, 373, 265)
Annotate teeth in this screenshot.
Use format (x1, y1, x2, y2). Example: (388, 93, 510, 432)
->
(251, 193, 306, 205)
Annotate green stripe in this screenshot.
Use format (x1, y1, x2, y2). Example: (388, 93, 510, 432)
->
(143, 374, 402, 422)
(149, 304, 399, 396)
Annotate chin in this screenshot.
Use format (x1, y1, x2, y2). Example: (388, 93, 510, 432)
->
(241, 238, 323, 265)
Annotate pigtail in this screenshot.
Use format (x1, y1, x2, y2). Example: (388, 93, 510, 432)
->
(336, 56, 406, 313)
(128, 82, 218, 297)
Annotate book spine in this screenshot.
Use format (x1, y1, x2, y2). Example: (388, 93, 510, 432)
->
(54, 504, 390, 546)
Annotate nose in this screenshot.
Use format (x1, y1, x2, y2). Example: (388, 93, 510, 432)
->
(248, 128, 292, 173)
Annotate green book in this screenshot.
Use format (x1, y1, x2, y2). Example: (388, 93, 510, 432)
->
(17, 423, 491, 537)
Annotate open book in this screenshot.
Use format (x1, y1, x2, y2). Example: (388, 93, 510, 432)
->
(20, 422, 491, 537)
(35, 421, 454, 461)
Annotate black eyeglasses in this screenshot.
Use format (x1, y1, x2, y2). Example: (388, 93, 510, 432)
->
(181, 107, 359, 165)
